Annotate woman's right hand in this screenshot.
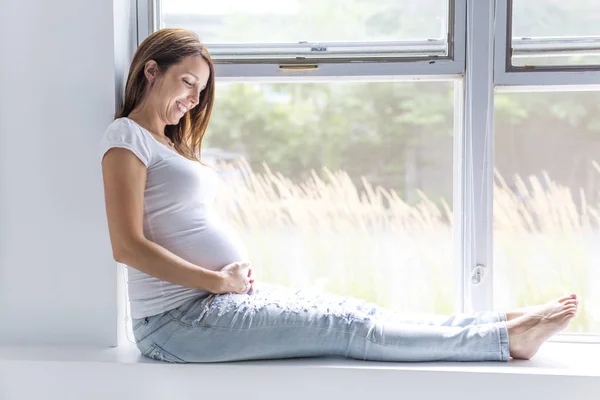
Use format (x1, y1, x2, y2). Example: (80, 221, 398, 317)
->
(216, 261, 254, 294)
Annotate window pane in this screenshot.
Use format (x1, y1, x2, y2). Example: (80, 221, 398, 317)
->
(513, 0, 600, 38)
(203, 81, 455, 315)
(513, 53, 600, 68)
(161, 0, 448, 44)
(494, 91, 600, 334)
(511, 0, 600, 67)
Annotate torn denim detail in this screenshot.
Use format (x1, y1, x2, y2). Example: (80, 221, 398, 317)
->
(148, 347, 168, 362)
(146, 345, 183, 363)
(192, 283, 385, 327)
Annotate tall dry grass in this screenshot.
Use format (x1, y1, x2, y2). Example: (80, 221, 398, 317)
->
(212, 159, 599, 333)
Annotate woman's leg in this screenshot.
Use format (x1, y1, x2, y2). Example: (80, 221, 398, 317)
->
(283, 285, 507, 328)
(135, 284, 510, 363)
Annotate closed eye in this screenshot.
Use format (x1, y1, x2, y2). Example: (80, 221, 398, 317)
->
(183, 79, 193, 87)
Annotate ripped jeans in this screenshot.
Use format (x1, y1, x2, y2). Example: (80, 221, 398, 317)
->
(131, 283, 510, 363)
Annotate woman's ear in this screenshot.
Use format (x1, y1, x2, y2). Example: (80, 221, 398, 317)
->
(144, 60, 159, 85)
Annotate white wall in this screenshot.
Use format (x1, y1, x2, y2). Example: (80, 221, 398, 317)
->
(0, 0, 134, 346)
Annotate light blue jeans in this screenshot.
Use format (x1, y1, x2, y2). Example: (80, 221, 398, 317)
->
(132, 283, 510, 363)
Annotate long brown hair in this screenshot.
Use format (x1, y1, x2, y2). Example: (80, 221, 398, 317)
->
(116, 28, 215, 163)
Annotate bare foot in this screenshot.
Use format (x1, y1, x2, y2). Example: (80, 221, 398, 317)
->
(507, 295, 579, 360)
(506, 293, 578, 321)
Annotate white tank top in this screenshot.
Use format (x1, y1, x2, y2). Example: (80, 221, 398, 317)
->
(99, 117, 248, 318)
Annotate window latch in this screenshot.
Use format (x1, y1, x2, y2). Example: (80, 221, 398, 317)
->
(471, 265, 486, 284)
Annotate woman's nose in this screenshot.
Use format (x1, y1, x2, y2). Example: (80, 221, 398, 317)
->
(191, 86, 202, 105)
(188, 92, 199, 108)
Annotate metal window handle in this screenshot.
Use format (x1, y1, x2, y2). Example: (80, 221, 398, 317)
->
(471, 265, 486, 284)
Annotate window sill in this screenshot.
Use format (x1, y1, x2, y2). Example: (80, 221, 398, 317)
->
(1, 341, 599, 374)
(0, 342, 599, 399)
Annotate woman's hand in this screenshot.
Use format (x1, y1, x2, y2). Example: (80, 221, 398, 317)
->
(216, 261, 255, 294)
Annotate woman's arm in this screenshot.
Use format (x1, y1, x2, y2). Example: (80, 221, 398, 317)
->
(101, 147, 224, 292)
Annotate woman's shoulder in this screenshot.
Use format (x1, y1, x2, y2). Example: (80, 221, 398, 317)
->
(105, 117, 138, 134)
(99, 117, 153, 166)
(102, 117, 150, 143)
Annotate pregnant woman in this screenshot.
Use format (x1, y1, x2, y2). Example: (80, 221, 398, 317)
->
(99, 28, 579, 364)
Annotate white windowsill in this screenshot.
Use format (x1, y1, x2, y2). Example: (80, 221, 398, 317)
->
(1, 342, 599, 400)
(0, 341, 599, 376)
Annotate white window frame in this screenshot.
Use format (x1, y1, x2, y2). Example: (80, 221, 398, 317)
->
(492, 0, 600, 343)
(135, 0, 599, 343)
(495, 0, 600, 88)
(458, 0, 494, 314)
(141, 0, 466, 80)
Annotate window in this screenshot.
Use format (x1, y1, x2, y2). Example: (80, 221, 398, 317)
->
(494, 91, 600, 334)
(510, 0, 600, 68)
(160, 0, 451, 63)
(136, 0, 600, 342)
(207, 81, 455, 315)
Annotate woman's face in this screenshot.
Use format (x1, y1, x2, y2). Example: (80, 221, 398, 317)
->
(147, 55, 211, 125)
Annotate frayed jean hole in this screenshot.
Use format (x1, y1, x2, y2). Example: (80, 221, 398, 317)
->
(145, 344, 184, 363)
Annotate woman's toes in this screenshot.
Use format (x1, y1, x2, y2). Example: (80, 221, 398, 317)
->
(564, 299, 578, 307)
(558, 293, 577, 303)
(564, 305, 578, 314)
(562, 310, 577, 318)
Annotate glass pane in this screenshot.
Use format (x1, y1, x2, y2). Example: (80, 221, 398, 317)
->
(494, 91, 600, 334)
(512, 0, 600, 38)
(513, 53, 600, 68)
(202, 81, 455, 315)
(511, 0, 600, 67)
(161, 0, 448, 44)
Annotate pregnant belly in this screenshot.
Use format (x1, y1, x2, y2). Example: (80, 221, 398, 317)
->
(158, 219, 249, 271)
